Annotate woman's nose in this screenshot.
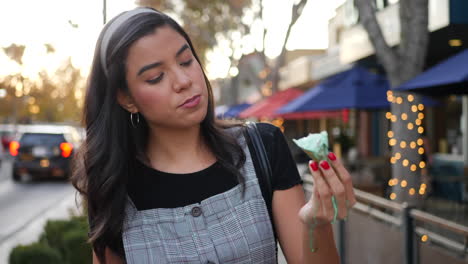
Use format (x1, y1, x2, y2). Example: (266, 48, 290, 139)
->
(172, 69, 192, 92)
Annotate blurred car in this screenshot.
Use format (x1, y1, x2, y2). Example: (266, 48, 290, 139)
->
(10, 124, 82, 181)
(0, 124, 23, 167)
(0, 139, 4, 167)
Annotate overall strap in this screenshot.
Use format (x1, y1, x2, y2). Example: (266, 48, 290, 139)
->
(243, 122, 273, 223)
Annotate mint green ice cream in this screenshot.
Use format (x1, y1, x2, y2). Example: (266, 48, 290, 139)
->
(293, 131, 329, 161)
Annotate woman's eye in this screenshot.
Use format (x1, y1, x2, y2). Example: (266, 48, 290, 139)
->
(180, 59, 193, 67)
(146, 73, 164, 84)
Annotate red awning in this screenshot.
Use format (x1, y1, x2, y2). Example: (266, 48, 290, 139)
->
(239, 88, 303, 119)
(275, 110, 344, 120)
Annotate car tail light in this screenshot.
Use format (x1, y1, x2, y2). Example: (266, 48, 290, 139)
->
(9, 141, 20, 156)
(60, 142, 73, 158)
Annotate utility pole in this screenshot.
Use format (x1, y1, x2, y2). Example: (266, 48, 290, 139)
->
(103, 0, 107, 24)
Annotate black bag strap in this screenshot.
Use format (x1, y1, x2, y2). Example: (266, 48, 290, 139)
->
(243, 122, 273, 218)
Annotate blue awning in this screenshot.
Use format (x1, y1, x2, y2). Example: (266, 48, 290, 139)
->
(277, 66, 391, 113)
(395, 49, 468, 95)
(220, 103, 251, 118)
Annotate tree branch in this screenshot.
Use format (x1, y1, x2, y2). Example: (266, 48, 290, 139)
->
(271, 0, 308, 91)
(259, 0, 267, 65)
(280, 0, 307, 57)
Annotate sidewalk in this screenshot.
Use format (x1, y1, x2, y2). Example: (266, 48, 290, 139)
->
(0, 192, 79, 264)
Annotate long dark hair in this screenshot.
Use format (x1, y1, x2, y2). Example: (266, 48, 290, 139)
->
(71, 7, 246, 262)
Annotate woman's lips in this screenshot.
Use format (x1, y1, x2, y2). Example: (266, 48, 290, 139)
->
(179, 95, 201, 108)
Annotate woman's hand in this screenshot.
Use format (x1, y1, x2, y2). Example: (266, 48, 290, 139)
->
(298, 152, 357, 228)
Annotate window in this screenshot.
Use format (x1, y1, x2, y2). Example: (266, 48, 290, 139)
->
(20, 133, 66, 146)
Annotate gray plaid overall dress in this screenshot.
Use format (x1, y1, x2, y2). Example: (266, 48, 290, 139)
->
(122, 127, 277, 264)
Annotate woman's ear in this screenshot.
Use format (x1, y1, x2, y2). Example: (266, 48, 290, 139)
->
(117, 90, 139, 113)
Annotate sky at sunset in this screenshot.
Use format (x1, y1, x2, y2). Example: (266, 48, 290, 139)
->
(0, 0, 344, 80)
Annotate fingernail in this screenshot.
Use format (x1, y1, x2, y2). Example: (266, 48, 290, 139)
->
(320, 160, 330, 170)
(328, 152, 336, 161)
(309, 160, 319, 171)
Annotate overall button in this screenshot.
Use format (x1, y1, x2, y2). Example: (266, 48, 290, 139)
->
(191, 206, 202, 217)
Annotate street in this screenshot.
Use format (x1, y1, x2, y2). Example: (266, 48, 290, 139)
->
(0, 159, 77, 264)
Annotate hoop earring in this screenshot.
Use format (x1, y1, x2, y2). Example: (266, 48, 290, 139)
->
(130, 112, 140, 128)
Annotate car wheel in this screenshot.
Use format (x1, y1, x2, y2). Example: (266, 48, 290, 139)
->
(63, 170, 71, 181)
(12, 172, 21, 182)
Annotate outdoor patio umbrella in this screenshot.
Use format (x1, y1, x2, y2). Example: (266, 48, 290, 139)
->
(221, 103, 251, 118)
(277, 66, 391, 114)
(395, 48, 468, 95)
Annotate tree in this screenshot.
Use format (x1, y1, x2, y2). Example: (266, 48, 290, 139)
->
(137, 0, 252, 66)
(137, 0, 309, 95)
(355, 0, 429, 204)
(1, 44, 84, 124)
(269, 0, 307, 92)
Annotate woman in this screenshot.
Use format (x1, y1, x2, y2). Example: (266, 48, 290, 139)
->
(72, 7, 356, 264)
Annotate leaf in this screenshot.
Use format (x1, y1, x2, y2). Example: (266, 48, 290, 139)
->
(3, 44, 25, 65)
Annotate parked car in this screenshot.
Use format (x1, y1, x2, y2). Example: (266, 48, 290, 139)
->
(10, 124, 82, 181)
(0, 139, 4, 168)
(0, 124, 24, 166)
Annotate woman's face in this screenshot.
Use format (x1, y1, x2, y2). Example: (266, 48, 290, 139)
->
(123, 26, 209, 129)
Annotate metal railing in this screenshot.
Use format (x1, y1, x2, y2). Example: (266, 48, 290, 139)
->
(302, 177, 468, 264)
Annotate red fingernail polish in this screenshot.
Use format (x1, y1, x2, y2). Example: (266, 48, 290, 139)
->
(320, 161, 330, 170)
(328, 152, 336, 161)
(309, 161, 319, 171)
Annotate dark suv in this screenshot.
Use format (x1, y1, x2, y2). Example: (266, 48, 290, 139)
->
(10, 125, 82, 181)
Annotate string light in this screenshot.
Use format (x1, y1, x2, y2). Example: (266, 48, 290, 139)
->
(419, 183, 427, 195)
(386, 95, 428, 200)
(419, 161, 426, 168)
(400, 141, 407, 148)
(388, 179, 399, 186)
(403, 159, 409, 167)
(421, 235, 428, 242)
(401, 180, 408, 187)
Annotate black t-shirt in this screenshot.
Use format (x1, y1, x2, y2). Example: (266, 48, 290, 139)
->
(127, 123, 303, 210)
(113, 123, 302, 259)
